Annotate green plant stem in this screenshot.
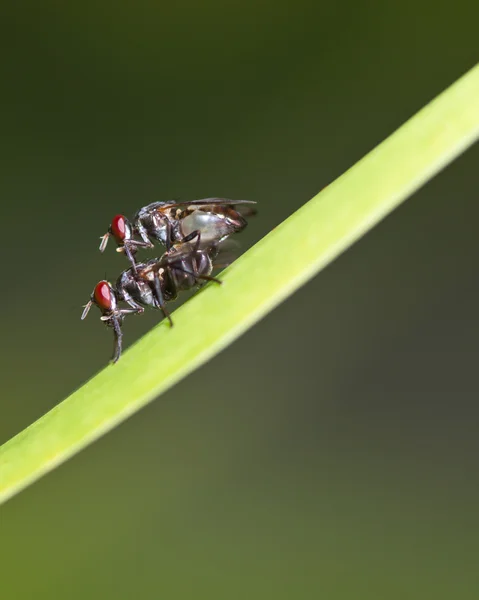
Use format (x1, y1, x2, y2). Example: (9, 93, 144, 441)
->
(1, 64, 479, 505)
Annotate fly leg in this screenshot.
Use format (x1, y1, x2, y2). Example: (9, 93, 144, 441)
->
(172, 265, 222, 285)
(120, 295, 145, 314)
(176, 230, 202, 276)
(111, 315, 123, 364)
(99, 306, 143, 364)
(122, 240, 154, 272)
(165, 220, 174, 251)
(119, 307, 143, 316)
(151, 272, 173, 327)
(179, 230, 201, 252)
(135, 221, 154, 247)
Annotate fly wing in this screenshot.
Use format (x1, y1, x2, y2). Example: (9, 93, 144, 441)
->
(187, 198, 256, 205)
(210, 238, 241, 269)
(186, 198, 257, 218)
(154, 198, 256, 211)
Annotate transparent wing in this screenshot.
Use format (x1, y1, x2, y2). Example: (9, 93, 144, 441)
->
(154, 198, 256, 211)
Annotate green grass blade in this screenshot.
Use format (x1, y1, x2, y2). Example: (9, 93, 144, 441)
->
(2, 64, 479, 505)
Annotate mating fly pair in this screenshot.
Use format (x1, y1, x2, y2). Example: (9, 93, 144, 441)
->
(82, 198, 256, 363)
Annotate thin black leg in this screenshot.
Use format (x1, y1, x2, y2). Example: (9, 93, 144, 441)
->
(165, 220, 173, 251)
(124, 243, 138, 271)
(172, 265, 222, 285)
(151, 274, 173, 327)
(111, 316, 123, 364)
(124, 240, 154, 271)
(180, 229, 201, 251)
(179, 230, 202, 276)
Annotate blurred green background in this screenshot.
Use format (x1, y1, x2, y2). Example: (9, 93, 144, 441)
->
(1, 1, 479, 598)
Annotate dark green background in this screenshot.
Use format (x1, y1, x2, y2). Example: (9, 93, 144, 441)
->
(1, 1, 478, 598)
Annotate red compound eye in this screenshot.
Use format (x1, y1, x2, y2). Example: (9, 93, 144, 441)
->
(111, 214, 127, 242)
(94, 281, 113, 310)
